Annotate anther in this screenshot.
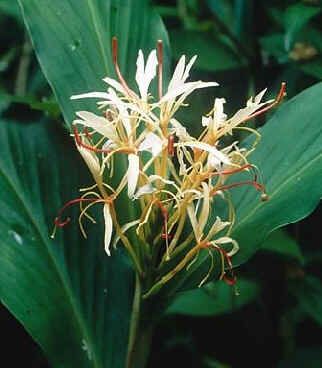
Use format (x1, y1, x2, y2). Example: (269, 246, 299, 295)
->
(167, 134, 175, 156)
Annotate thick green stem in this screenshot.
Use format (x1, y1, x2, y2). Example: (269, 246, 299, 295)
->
(126, 274, 154, 368)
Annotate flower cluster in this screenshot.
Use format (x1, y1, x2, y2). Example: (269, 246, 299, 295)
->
(53, 37, 285, 296)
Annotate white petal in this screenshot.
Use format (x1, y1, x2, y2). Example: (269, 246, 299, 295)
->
(133, 183, 155, 200)
(71, 92, 111, 100)
(127, 154, 140, 198)
(161, 81, 218, 104)
(168, 55, 186, 91)
(76, 143, 101, 182)
(182, 141, 230, 165)
(103, 203, 113, 256)
(103, 77, 126, 94)
(75, 111, 118, 141)
(138, 132, 163, 157)
(187, 203, 200, 240)
(135, 50, 145, 90)
(202, 116, 211, 127)
(207, 216, 231, 240)
(254, 88, 267, 104)
(135, 50, 158, 100)
(181, 55, 197, 83)
(213, 98, 227, 126)
(106, 88, 132, 136)
(170, 119, 191, 141)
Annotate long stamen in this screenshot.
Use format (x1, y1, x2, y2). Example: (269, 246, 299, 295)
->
(210, 180, 265, 197)
(201, 242, 237, 285)
(157, 40, 163, 99)
(204, 164, 253, 180)
(53, 197, 103, 228)
(74, 126, 135, 155)
(73, 126, 111, 153)
(111, 37, 137, 98)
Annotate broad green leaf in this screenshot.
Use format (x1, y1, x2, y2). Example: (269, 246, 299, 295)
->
(7, 0, 170, 366)
(231, 82, 322, 265)
(169, 30, 243, 72)
(166, 278, 259, 317)
(0, 119, 133, 368)
(18, 0, 170, 125)
(261, 229, 304, 263)
(289, 275, 322, 326)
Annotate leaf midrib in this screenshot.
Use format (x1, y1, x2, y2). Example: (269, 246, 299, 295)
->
(0, 163, 102, 368)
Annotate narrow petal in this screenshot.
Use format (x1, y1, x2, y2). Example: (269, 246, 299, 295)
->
(181, 55, 197, 82)
(71, 92, 111, 100)
(138, 132, 163, 157)
(75, 111, 118, 141)
(161, 81, 218, 104)
(167, 55, 186, 91)
(76, 143, 101, 184)
(103, 203, 113, 255)
(182, 141, 230, 165)
(127, 154, 140, 198)
(133, 183, 155, 200)
(135, 50, 158, 100)
(103, 77, 126, 94)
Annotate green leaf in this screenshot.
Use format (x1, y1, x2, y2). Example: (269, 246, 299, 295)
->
(301, 59, 322, 80)
(231, 82, 322, 265)
(7, 0, 170, 366)
(18, 0, 170, 125)
(261, 229, 304, 263)
(0, 119, 133, 367)
(166, 278, 259, 317)
(169, 30, 243, 72)
(289, 275, 322, 326)
(0, 0, 21, 21)
(260, 33, 289, 63)
(284, 4, 321, 50)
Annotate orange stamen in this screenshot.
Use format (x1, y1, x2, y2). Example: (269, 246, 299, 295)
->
(54, 197, 102, 227)
(167, 134, 175, 156)
(210, 180, 265, 197)
(112, 37, 137, 98)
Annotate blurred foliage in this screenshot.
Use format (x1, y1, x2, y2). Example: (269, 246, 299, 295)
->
(0, 0, 322, 367)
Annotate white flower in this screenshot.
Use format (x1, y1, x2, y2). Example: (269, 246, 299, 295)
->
(135, 50, 158, 101)
(138, 132, 163, 157)
(159, 55, 218, 117)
